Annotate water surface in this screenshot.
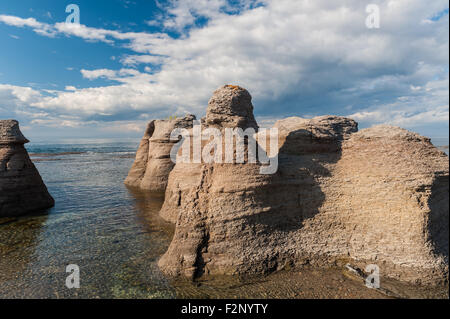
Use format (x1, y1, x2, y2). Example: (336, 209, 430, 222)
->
(1, 141, 176, 298)
(0, 140, 448, 299)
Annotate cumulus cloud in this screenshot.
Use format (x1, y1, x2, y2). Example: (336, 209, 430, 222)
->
(0, 84, 43, 108)
(350, 77, 449, 128)
(0, 0, 448, 137)
(146, 0, 264, 32)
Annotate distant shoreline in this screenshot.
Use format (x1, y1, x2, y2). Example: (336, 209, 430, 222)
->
(29, 151, 87, 157)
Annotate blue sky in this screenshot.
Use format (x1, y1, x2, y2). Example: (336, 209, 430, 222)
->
(0, 0, 448, 140)
(0, 1, 162, 91)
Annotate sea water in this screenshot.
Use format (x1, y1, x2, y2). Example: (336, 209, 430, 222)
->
(0, 139, 176, 298)
(0, 138, 448, 299)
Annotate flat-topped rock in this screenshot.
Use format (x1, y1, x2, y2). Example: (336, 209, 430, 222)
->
(274, 116, 358, 154)
(275, 115, 358, 138)
(350, 124, 431, 141)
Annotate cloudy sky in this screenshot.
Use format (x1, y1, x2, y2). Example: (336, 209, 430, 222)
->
(0, 0, 448, 140)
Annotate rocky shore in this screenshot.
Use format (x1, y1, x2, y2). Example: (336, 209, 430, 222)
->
(127, 85, 449, 286)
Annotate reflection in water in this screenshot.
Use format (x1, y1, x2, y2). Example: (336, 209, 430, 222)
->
(0, 142, 447, 299)
(125, 187, 175, 239)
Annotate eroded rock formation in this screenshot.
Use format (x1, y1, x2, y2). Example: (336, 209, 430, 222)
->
(334, 125, 449, 284)
(0, 120, 54, 217)
(154, 86, 448, 285)
(205, 85, 258, 131)
(125, 114, 196, 192)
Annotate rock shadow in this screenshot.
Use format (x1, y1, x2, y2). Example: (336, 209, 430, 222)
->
(125, 186, 174, 237)
(243, 128, 344, 233)
(428, 174, 449, 260)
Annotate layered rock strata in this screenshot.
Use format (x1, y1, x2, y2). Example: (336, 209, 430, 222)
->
(205, 85, 258, 131)
(0, 120, 54, 217)
(155, 86, 448, 285)
(125, 115, 196, 192)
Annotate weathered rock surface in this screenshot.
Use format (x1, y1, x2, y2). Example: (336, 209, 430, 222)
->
(205, 85, 258, 131)
(334, 125, 448, 284)
(125, 115, 196, 192)
(0, 120, 54, 217)
(156, 86, 449, 285)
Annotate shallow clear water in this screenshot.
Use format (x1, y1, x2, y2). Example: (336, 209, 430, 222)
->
(0, 140, 448, 299)
(0, 141, 176, 298)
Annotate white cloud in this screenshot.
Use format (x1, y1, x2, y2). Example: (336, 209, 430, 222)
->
(120, 54, 166, 66)
(30, 117, 86, 128)
(151, 0, 265, 31)
(0, 15, 44, 28)
(0, 84, 42, 106)
(0, 14, 169, 48)
(160, 0, 229, 31)
(54, 22, 117, 44)
(349, 76, 449, 128)
(351, 106, 449, 127)
(0, 15, 56, 36)
(81, 69, 118, 80)
(99, 121, 147, 133)
(0, 0, 448, 137)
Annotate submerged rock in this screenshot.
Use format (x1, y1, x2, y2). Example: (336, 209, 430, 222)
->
(0, 120, 54, 217)
(125, 114, 196, 192)
(156, 86, 449, 286)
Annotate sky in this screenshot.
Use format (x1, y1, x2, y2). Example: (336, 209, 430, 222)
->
(0, 0, 448, 140)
